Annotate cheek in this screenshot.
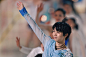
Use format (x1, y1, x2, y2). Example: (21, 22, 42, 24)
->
(57, 34, 64, 40)
(58, 34, 62, 38)
(52, 33, 54, 37)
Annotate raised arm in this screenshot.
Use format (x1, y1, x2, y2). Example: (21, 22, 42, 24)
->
(16, 37, 32, 54)
(17, 2, 51, 46)
(36, 3, 52, 33)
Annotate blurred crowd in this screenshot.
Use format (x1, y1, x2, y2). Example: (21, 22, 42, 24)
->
(0, 0, 86, 57)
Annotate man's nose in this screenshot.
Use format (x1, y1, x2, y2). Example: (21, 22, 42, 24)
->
(54, 32, 57, 36)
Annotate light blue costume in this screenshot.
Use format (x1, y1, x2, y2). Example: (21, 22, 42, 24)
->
(19, 7, 73, 57)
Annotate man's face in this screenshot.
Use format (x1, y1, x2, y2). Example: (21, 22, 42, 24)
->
(52, 28, 66, 42)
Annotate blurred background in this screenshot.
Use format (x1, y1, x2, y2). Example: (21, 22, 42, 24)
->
(0, 0, 86, 57)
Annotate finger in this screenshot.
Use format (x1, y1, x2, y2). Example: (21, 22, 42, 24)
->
(17, 3, 21, 7)
(16, 37, 18, 40)
(16, 40, 18, 42)
(40, 3, 43, 7)
(17, 2, 22, 7)
(40, 4, 41, 8)
(17, 2, 20, 5)
(40, 3, 43, 6)
(41, 4, 43, 8)
(42, 4, 44, 7)
(19, 1, 21, 3)
(19, 1, 23, 6)
(16, 37, 19, 41)
(17, 4, 20, 8)
(40, 3, 42, 5)
(16, 41, 19, 43)
(16, 37, 18, 38)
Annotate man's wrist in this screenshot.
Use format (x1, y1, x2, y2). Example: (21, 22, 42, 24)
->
(19, 7, 28, 16)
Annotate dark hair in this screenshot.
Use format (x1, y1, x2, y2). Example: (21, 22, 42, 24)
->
(55, 8, 66, 16)
(69, 18, 79, 30)
(52, 22, 71, 40)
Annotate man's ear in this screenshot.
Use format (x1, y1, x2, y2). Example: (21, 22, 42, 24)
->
(64, 33, 68, 39)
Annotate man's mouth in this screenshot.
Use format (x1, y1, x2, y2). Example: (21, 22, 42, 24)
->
(54, 37, 57, 39)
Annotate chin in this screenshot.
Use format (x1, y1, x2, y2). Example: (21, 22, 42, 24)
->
(54, 39, 58, 42)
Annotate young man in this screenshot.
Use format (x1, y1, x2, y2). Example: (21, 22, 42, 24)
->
(17, 1, 73, 57)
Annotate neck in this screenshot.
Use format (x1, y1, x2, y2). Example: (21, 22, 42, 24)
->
(55, 41, 66, 50)
(56, 41, 65, 47)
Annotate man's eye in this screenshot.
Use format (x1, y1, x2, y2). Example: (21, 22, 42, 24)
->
(57, 31, 60, 33)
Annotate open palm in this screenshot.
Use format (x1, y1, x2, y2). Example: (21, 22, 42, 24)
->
(17, 1, 24, 10)
(16, 37, 21, 49)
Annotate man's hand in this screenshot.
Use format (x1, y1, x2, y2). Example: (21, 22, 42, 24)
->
(17, 1, 24, 10)
(16, 37, 22, 49)
(37, 3, 43, 13)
